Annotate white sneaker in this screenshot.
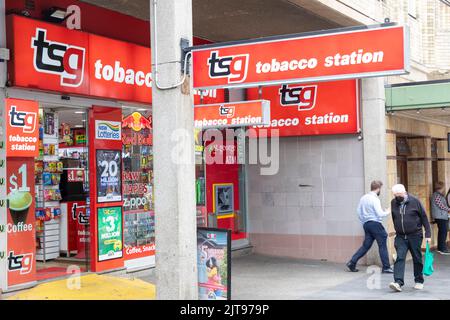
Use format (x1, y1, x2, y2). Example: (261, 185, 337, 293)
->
(414, 283, 424, 290)
(389, 282, 402, 292)
(437, 250, 450, 255)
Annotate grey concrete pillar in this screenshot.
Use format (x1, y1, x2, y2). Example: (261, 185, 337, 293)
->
(150, 0, 198, 299)
(361, 77, 389, 267)
(0, 0, 7, 293)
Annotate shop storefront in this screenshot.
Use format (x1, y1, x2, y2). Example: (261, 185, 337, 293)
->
(0, 12, 231, 291)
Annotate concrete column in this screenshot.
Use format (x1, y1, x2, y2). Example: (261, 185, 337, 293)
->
(0, 0, 7, 293)
(361, 77, 389, 266)
(150, 0, 198, 300)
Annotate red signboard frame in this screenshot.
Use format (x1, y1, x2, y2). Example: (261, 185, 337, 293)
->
(246, 80, 360, 137)
(191, 24, 410, 89)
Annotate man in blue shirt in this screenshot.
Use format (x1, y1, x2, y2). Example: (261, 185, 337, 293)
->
(346, 180, 393, 273)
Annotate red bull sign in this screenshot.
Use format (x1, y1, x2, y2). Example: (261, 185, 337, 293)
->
(122, 112, 152, 132)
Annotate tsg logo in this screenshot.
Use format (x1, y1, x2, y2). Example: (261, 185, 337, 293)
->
(207, 51, 249, 84)
(31, 28, 86, 87)
(279, 84, 317, 111)
(9, 105, 38, 134)
(219, 105, 235, 118)
(8, 251, 33, 275)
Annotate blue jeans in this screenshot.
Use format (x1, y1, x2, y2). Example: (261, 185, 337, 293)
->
(350, 221, 390, 270)
(393, 234, 424, 286)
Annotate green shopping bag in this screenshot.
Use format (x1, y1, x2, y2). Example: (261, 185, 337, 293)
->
(423, 242, 434, 276)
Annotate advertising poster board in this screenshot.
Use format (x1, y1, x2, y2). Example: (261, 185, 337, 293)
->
(6, 158, 36, 287)
(197, 228, 231, 300)
(97, 206, 123, 262)
(96, 149, 122, 203)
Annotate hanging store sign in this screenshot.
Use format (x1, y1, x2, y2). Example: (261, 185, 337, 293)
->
(194, 100, 270, 129)
(247, 80, 359, 137)
(192, 25, 409, 89)
(5, 98, 39, 158)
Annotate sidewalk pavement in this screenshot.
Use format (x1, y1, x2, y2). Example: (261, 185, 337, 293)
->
(4, 252, 450, 300)
(228, 253, 450, 300)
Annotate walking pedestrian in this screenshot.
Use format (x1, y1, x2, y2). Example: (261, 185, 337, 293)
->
(346, 180, 393, 273)
(389, 184, 432, 292)
(431, 181, 450, 255)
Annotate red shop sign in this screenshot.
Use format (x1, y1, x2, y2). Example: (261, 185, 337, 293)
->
(246, 80, 359, 137)
(7, 15, 226, 105)
(194, 100, 270, 129)
(192, 25, 409, 89)
(5, 98, 40, 158)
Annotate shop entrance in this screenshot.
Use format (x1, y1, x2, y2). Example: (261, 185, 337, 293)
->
(196, 129, 248, 247)
(35, 105, 90, 281)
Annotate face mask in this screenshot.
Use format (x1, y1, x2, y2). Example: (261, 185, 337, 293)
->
(395, 196, 405, 203)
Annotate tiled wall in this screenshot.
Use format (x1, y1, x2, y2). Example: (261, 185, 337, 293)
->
(247, 135, 366, 263)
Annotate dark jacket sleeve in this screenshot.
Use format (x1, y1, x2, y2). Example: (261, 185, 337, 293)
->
(418, 199, 432, 238)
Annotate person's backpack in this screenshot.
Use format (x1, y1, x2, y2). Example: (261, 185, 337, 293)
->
(423, 242, 434, 276)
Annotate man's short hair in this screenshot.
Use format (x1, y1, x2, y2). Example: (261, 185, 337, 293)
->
(370, 180, 383, 191)
(392, 184, 406, 194)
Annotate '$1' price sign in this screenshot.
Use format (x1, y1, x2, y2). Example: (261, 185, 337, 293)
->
(9, 164, 30, 193)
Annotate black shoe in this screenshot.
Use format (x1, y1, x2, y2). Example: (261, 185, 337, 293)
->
(346, 262, 359, 272)
(382, 268, 394, 274)
(437, 250, 450, 255)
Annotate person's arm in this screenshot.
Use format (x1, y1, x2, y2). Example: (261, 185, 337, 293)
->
(435, 193, 450, 212)
(373, 197, 389, 218)
(418, 200, 432, 239)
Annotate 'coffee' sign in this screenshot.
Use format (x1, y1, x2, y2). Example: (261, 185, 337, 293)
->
(192, 25, 409, 89)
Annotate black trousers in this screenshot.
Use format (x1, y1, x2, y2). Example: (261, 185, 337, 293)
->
(435, 219, 449, 252)
(393, 234, 424, 286)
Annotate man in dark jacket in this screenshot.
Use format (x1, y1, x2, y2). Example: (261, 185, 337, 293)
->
(389, 184, 432, 292)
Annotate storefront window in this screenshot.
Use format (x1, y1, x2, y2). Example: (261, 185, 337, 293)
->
(122, 111, 155, 259)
